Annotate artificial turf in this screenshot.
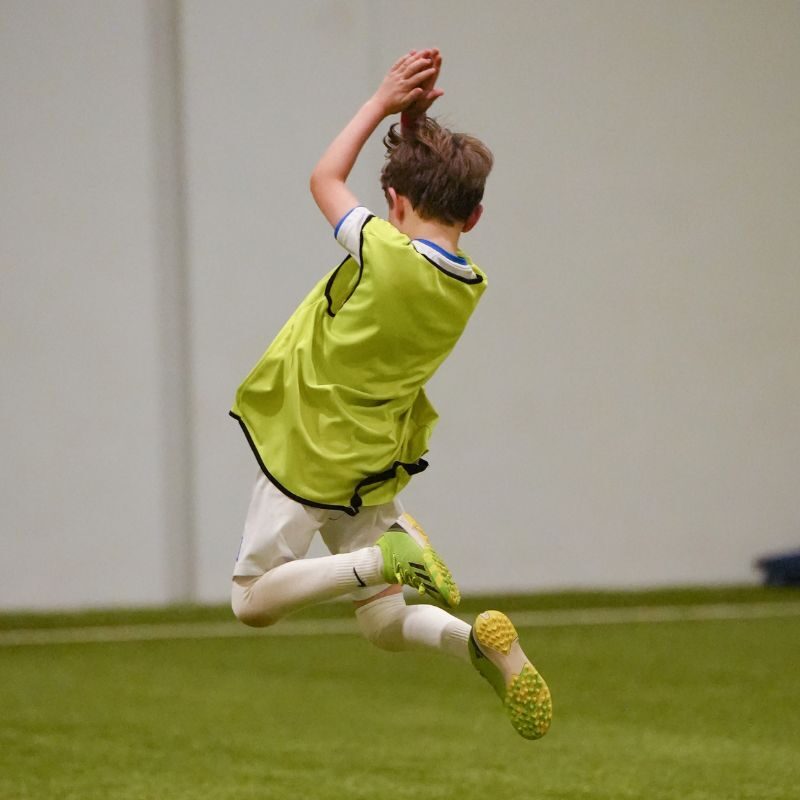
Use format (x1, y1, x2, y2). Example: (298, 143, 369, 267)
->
(1, 588, 798, 800)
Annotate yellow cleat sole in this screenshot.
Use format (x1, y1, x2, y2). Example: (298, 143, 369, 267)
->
(505, 664, 552, 740)
(473, 611, 552, 740)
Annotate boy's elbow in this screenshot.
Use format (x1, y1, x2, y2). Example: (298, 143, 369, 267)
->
(309, 169, 354, 227)
(309, 170, 330, 209)
(309, 166, 329, 195)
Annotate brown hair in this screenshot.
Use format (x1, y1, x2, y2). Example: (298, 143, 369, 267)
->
(380, 118, 493, 225)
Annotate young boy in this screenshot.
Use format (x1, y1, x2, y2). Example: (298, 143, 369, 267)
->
(229, 49, 551, 740)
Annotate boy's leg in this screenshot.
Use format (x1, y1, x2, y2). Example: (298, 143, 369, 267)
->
(354, 587, 471, 660)
(319, 505, 470, 659)
(231, 474, 387, 627)
(321, 506, 553, 740)
(355, 592, 553, 739)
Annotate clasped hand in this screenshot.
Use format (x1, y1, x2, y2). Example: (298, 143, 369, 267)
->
(372, 49, 444, 117)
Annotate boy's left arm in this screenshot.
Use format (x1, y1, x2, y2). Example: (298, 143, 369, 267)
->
(309, 50, 440, 229)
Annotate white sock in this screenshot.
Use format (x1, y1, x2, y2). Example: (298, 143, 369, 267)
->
(355, 593, 471, 661)
(232, 547, 383, 627)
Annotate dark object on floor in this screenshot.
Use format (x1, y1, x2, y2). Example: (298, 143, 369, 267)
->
(755, 549, 800, 586)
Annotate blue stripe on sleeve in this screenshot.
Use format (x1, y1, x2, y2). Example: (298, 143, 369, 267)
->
(333, 206, 359, 239)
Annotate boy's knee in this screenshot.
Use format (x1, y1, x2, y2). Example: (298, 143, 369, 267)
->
(232, 603, 277, 628)
(357, 618, 404, 651)
(231, 576, 278, 628)
(355, 593, 406, 651)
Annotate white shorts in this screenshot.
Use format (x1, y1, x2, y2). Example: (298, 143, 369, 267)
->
(234, 471, 404, 578)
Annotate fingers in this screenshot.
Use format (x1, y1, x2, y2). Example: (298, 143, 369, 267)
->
(404, 85, 444, 116)
(392, 49, 432, 73)
(401, 56, 433, 80)
(406, 50, 441, 89)
(419, 51, 441, 92)
(381, 49, 441, 115)
(394, 49, 437, 71)
(390, 53, 413, 74)
(407, 65, 438, 87)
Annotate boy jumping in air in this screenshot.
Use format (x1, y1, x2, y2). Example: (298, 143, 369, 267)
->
(229, 49, 551, 740)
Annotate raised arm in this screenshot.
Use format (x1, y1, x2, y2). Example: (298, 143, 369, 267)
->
(309, 50, 441, 228)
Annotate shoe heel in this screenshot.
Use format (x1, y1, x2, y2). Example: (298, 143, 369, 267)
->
(474, 611, 518, 655)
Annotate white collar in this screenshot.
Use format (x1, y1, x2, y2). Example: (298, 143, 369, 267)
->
(412, 239, 477, 280)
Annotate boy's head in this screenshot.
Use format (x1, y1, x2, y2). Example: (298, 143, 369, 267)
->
(380, 118, 493, 230)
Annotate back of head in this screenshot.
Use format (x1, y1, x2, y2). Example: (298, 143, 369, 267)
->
(380, 118, 493, 225)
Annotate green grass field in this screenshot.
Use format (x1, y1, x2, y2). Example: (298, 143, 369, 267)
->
(2, 587, 799, 800)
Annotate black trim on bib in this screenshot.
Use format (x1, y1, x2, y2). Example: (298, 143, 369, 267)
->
(230, 411, 428, 516)
(324, 255, 354, 318)
(359, 214, 374, 265)
(324, 214, 375, 318)
(348, 457, 429, 514)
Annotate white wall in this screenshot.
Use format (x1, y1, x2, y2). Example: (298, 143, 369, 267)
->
(0, 1, 170, 607)
(2, 1, 799, 609)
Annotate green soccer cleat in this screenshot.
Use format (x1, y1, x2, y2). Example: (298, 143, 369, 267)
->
(469, 610, 552, 740)
(375, 513, 461, 608)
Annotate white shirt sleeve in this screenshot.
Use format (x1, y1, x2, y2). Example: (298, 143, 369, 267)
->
(333, 206, 374, 265)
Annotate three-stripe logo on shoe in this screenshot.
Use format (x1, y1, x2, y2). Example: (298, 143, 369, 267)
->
(410, 561, 436, 596)
(353, 567, 367, 587)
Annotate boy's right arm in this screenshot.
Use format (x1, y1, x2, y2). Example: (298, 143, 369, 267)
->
(309, 50, 441, 229)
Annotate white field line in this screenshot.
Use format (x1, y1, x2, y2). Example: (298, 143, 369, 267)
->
(2, 601, 800, 648)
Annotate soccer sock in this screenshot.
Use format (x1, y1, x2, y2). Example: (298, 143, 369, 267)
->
(232, 547, 383, 627)
(355, 592, 471, 662)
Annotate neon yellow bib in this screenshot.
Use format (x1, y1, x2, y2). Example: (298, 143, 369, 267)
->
(231, 216, 486, 514)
